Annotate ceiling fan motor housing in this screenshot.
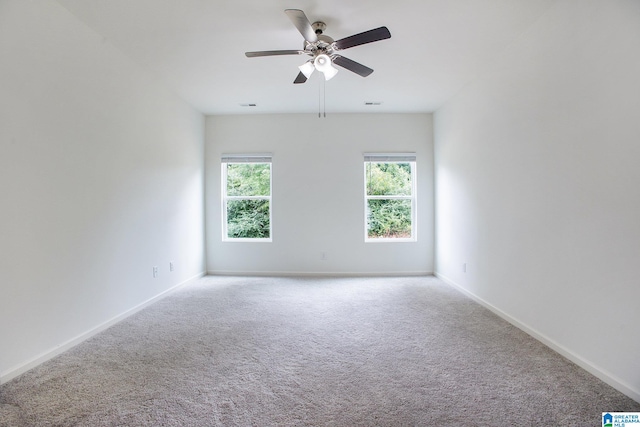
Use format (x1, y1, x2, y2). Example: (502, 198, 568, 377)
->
(303, 36, 334, 55)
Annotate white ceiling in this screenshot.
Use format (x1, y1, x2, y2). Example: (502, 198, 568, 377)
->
(56, 0, 556, 115)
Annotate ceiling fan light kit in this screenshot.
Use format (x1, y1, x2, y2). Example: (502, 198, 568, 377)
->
(245, 9, 391, 84)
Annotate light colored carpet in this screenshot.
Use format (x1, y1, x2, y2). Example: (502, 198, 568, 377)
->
(1, 275, 638, 426)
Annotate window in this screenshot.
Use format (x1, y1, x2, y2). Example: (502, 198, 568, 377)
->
(364, 153, 416, 241)
(222, 154, 272, 241)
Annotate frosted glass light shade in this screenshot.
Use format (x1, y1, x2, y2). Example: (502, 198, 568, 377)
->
(314, 54, 338, 81)
(298, 61, 315, 78)
(321, 64, 338, 80)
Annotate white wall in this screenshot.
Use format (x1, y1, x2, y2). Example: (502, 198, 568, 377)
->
(0, 0, 205, 381)
(434, 0, 640, 401)
(206, 114, 433, 275)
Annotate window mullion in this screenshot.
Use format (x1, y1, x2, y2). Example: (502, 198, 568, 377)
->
(226, 195, 270, 201)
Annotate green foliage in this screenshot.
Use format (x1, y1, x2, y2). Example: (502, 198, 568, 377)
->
(367, 199, 412, 238)
(366, 162, 413, 238)
(226, 163, 271, 238)
(227, 199, 270, 238)
(366, 162, 412, 196)
(227, 163, 270, 196)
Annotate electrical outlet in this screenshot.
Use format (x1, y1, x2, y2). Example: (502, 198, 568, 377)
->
(153, 266, 158, 278)
(321, 251, 327, 261)
(169, 262, 174, 272)
(462, 263, 467, 273)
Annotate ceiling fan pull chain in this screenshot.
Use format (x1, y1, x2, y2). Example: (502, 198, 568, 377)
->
(318, 78, 321, 118)
(323, 78, 326, 118)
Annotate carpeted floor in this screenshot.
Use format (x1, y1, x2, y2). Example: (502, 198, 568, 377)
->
(1, 275, 638, 426)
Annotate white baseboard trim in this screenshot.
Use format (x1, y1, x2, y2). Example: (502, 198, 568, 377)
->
(207, 270, 434, 277)
(435, 272, 640, 404)
(0, 272, 206, 385)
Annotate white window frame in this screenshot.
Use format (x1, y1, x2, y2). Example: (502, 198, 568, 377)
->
(221, 154, 272, 242)
(364, 153, 417, 242)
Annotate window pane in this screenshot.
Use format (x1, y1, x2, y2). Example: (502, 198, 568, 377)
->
(227, 163, 271, 197)
(367, 199, 412, 239)
(366, 162, 412, 196)
(226, 199, 270, 238)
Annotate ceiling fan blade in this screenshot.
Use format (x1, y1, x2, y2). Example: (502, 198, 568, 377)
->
(293, 72, 308, 84)
(334, 26, 391, 50)
(332, 55, 374, 77)
(245, 50, 304, 58)
(285, 9, 318, 43)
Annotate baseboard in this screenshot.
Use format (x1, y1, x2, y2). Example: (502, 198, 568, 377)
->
(0, 272, 206, 385)
(435, 272, 640, 404)
(207, 270, 434, 277)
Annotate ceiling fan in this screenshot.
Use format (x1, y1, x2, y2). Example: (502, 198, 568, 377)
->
(245, 9, 391, 84)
